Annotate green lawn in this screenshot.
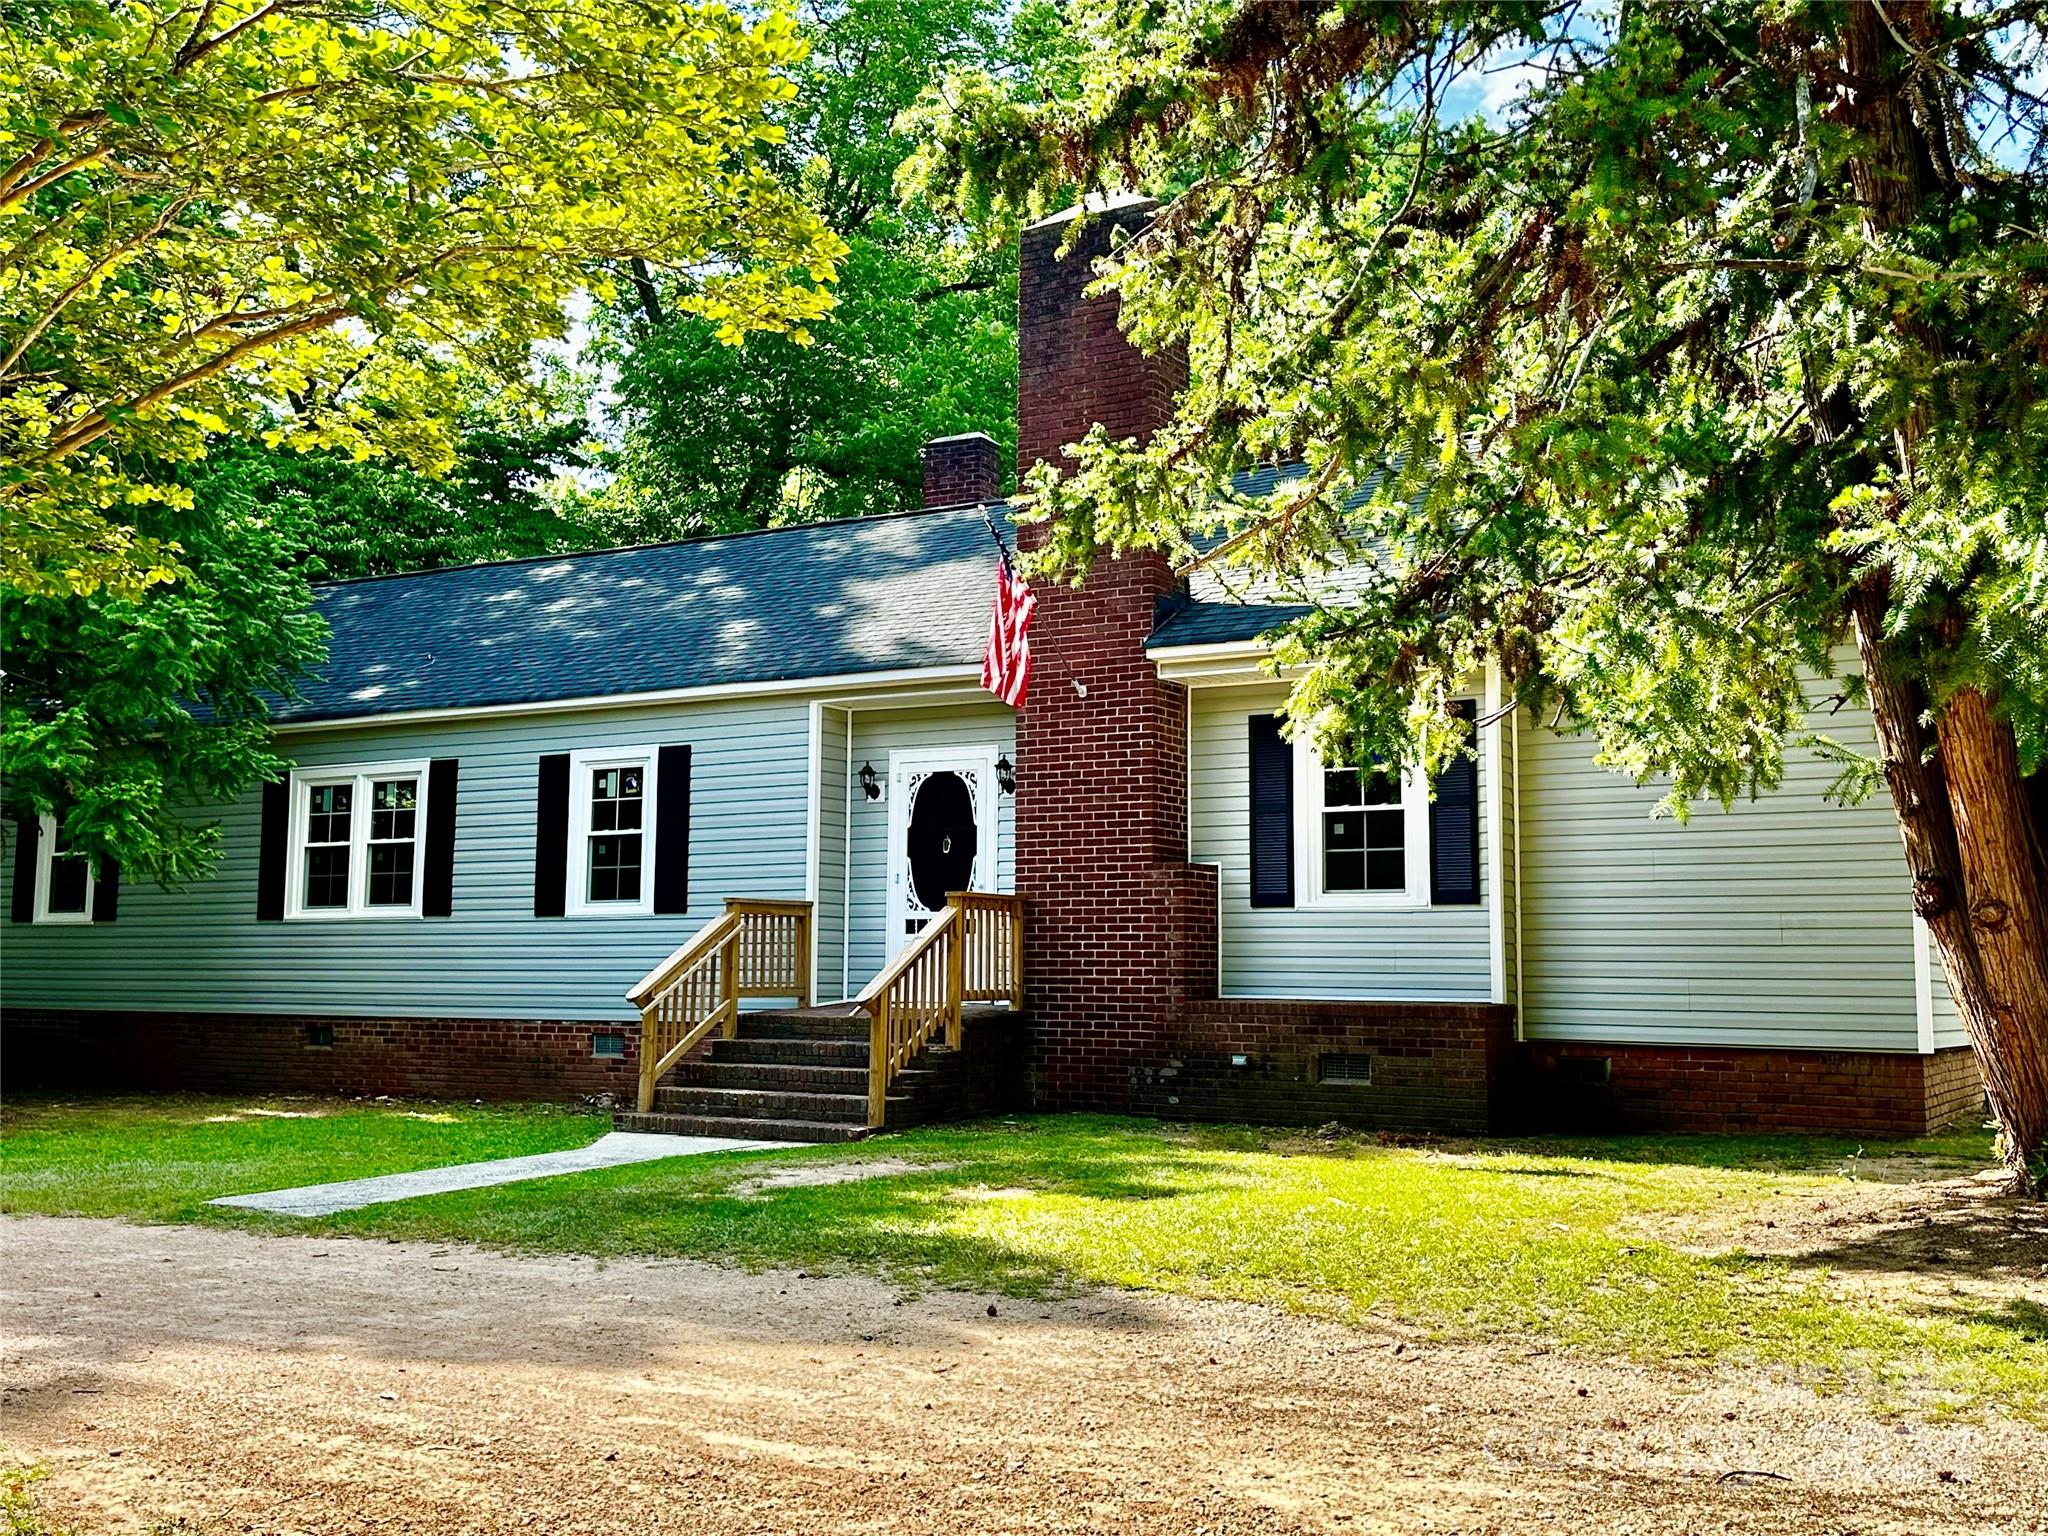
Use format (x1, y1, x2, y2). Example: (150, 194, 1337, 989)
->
(3, 1095, 2039, 1414)
(0, 1094, 602, 1221)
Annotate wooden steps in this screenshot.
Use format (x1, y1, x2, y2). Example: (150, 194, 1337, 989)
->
(613, 1003, 1026, 1145)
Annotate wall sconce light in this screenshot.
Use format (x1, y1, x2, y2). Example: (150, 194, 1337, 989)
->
(995, 754, 1016, 795)
(859, 760, 882, 801)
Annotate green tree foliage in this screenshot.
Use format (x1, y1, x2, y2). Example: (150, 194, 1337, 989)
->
(1, 0, 842, 880)
(592, 0, 1051, 537)
(186, 415, 592, 582)
(2, 475, 326, 884)
(907, 1, 2048, 1184)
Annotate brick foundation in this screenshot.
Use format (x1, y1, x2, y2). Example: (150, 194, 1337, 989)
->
(3, 1008, 642, 1103)
(1133, 1000, 1516, 1133)
(1512, 1040, 1985, 1138)
(1922, 1044, 1990, 1132)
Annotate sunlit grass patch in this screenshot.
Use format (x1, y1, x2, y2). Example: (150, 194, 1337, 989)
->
(0, 1094, 601, 1222)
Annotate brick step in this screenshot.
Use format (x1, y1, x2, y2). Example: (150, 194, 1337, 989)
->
(651, 1084, 902, 1124)
(734, 1008, 870, 1041)
(674, 1059, 916, 1094)
(612, 1111, 869, 1145)
(709, 1036, 869, 1067)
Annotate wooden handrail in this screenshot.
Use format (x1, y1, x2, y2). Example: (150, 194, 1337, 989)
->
(856, 890, 1021, 1129)
(629, 898, 812, 1114)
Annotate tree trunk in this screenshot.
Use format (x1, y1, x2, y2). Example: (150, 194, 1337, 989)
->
(1853, 593, 2048, 1191)
(1836, 3, 2048, 1190)
(1934, 689, 2048, 1182)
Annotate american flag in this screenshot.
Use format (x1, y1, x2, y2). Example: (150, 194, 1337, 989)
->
(980, 557, 1037, 707)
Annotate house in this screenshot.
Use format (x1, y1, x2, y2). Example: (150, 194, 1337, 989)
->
(2, 199, 1984, 1142)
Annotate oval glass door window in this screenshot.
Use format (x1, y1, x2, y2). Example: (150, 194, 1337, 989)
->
(906, 771, 978, 912)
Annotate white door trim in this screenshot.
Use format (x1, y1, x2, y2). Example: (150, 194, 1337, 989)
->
(885, 744, 999, 958)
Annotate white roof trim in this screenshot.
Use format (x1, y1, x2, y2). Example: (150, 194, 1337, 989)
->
(272, 664, 987, 735)
(1150, 638, 1287, 685)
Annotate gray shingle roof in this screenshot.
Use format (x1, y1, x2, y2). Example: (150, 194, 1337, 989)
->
(276, 503, 1011, 725)
(1146, 600, 1311, 649)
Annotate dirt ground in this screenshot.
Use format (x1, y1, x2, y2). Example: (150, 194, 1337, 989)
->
(1, 1215, 2042, 1536)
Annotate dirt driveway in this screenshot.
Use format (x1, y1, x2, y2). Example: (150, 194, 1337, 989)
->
(2, 1215, 2041, 1535)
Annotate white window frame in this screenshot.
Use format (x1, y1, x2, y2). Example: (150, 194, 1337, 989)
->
(32, 812, 96, 925)
(1293, 744, 1431, 910)
(284, 759, 430, 920)
(566, 745, 659, 917)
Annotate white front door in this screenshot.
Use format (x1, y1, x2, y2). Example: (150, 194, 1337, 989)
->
(887, 746, 998, 957)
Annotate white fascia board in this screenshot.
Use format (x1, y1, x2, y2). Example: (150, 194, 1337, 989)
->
(1149, 641, 1287, 685)
(271, 664, 986, 735)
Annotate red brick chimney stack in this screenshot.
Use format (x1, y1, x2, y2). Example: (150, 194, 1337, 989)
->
(1011, 194, 1214, 1110)
(920, 431, 1003, 509)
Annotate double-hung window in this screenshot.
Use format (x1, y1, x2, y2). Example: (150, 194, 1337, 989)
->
(1296, 746, 1430, 908)
(32, 813, 95, 924)
(286, 762, 428, 918)
(566, 747, 657, 916)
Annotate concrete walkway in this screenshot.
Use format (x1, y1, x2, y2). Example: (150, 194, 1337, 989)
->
(207, 1131, 792, 1217)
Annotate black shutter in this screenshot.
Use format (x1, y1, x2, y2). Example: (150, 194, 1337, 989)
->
(10, 815, 39, 923)
(653, 744, 692, 915)
(1248, 713, 1294, 908)
(534, 753, 570, 917)
(256, 779, 288, 920)
(92, 860, 119, 923)
(422, 758, 459, 918)
(1430, 699, 1482, 906)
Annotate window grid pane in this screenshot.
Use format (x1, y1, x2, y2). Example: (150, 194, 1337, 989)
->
(46, 825, 90, 914)
(588, 834, 643, 903)
(367, 841, 416, 908)
(365, 777, 419, 907)
(585, 762, 646, 904)
(1320, 764, 1405, 893)
(303, 782, 353, 909)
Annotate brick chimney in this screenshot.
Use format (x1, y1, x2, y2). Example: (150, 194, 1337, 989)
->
(921, 431, 1003, 508)
(1011, 195, 1216, 1111)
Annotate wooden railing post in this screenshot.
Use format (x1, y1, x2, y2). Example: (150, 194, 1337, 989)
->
(719, 929, 740, 1038)
(796, 905, 813, 1008)
(867, 997, 889, 1128)
(636, 1005, 658, 1114)
(944, 893, 967, 1049)
(1009, 898, 1024, 1010)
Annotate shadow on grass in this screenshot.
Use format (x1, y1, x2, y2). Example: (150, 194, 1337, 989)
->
(1923, 1297, 2048, 1344)
(1761, 1189, 2048, 1283)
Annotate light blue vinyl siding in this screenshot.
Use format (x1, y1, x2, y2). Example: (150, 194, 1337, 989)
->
(1189, 683, 1493, 1001)
(0, 697, 813, 1023)
(840, 702, 1016, 996)
(1515, 679, 1926, 1052)
(1926, 927, 1971, 1048)
(814, 705, 852, 1002)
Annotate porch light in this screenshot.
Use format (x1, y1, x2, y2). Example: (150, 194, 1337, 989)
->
(996, 754, 1016, 795)
(859, 760, 882, 801)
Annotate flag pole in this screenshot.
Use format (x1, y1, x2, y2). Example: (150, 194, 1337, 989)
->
(982, 505, 1014, 576)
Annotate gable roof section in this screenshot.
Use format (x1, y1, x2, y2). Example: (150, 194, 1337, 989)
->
(1147, 460, 1385, 653)
(275, 503, 1009, 725)
(1147, 599, 1311, 650)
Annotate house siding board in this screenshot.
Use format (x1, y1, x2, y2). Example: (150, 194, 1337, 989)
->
(843, 703, 1016, 994)
(814, 706, 852, 1002)
(1927, 934, 1971, 1049)
(1516, 684, 1924, 1052)
(1188, 684, 1492, 1001)
(0, 697, 811, 1023)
